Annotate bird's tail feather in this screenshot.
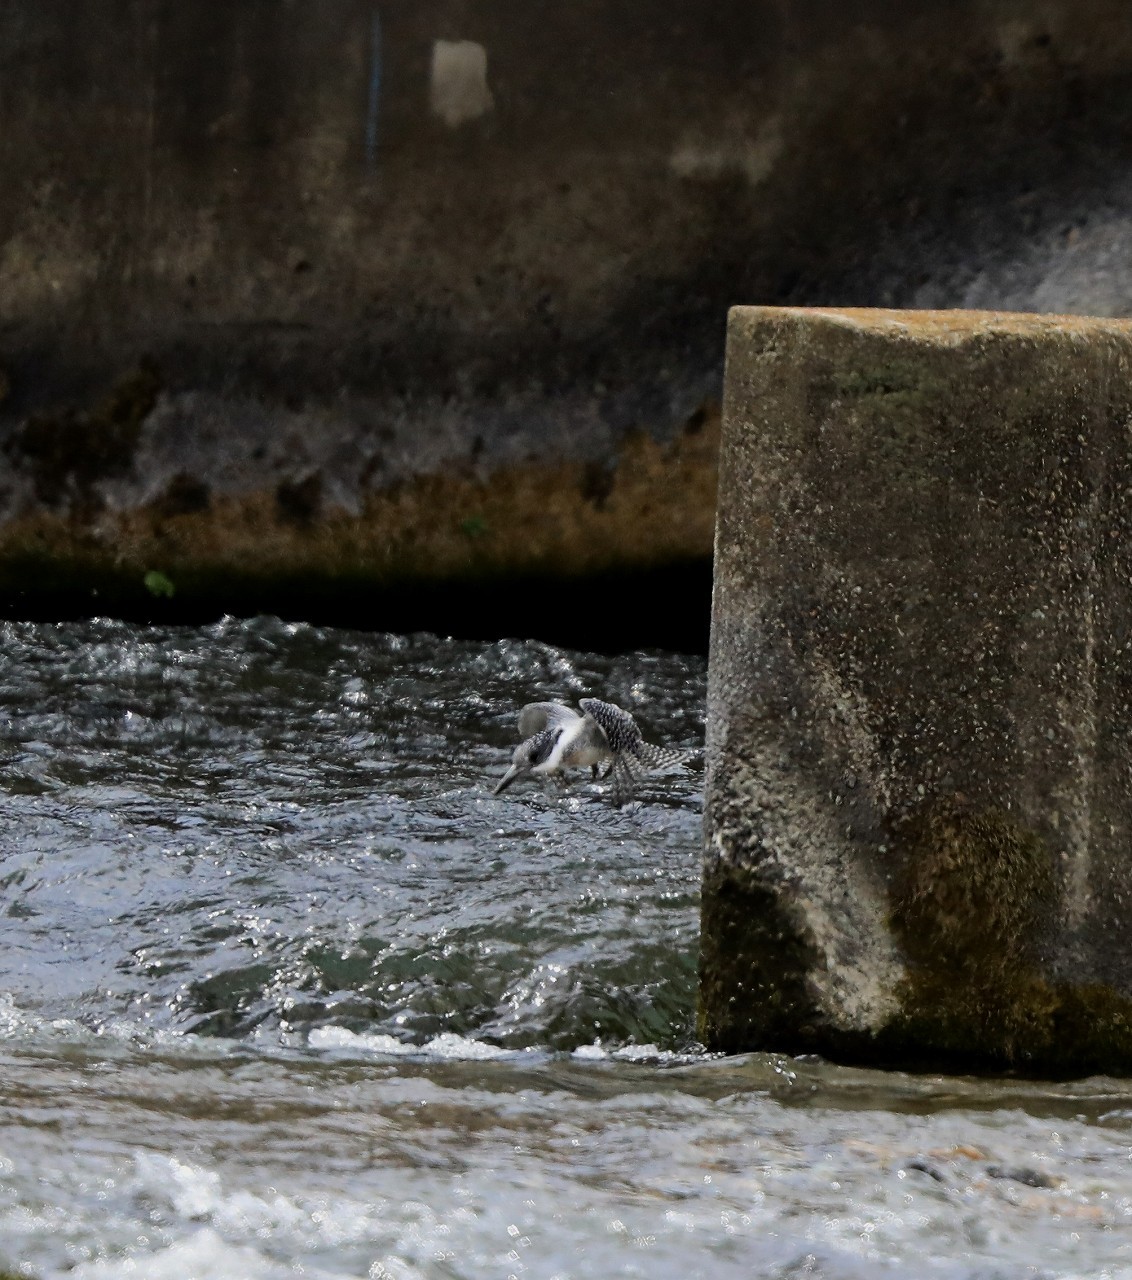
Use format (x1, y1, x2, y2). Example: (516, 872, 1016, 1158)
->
(610, 754, 644, 807)
(637, 743, 700, 773)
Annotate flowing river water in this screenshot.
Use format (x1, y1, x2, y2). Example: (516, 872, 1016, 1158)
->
(0, 618, 1129, 1278)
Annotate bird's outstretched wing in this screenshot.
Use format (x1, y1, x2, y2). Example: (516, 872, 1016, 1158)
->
(517, 701, 580, 739)
(581, 697, 697, 777)
(578, 698, 643, 755)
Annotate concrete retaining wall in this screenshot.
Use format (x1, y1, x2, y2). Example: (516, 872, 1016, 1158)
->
(701, 306, 1132, 1074)
(7, 3, 1132, 639)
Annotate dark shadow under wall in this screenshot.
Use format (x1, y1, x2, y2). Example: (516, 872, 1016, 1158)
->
(0, 560, 714, 655)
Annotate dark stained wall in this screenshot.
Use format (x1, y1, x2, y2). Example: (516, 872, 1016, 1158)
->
(1, 1, 1132, 641)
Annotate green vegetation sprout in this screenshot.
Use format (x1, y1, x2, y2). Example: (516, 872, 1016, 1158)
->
(143, 569, 175, 599)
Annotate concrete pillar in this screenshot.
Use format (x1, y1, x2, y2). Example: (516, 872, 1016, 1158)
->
(701, 306, 1132, 1074)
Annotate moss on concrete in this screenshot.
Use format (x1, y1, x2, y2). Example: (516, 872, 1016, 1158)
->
(880, 968, 1132, 1077)
(886, 802, 1057, 1066)
(892, 802, 1055, 972)
(880, 801, 1132, 1074)
(832, 359, 949, 412)
(701, 804, 1132, 1074)
(1050, 983, 1132, 1075)
(698, 860, 824, 1054)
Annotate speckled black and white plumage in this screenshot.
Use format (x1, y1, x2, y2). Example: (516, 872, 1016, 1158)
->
(493, 696, 696, 805)
(581, 699, 693, 773)
(578, 698, 642, 755)
(522, 727, 559, 768)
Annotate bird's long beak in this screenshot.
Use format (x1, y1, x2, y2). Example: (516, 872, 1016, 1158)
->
(493, 763, 522, 795)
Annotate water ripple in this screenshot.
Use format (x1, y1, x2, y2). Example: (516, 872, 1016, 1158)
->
(0, 618, 705, 1051)
(4, 620, 1123, 1280)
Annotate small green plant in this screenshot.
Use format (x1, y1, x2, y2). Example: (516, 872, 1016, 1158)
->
(143, 569, 175, 599)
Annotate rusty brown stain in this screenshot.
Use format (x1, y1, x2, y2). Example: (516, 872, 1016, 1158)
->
(0, 403, 721, 586)
(733, 305, 1132, 340)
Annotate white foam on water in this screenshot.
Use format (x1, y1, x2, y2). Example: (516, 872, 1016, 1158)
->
(571, 1041, 608, 1060)
(0, 991, 543, 1072)
(571, 1040, 704, 1066)
(307, 1025, 410, 1055)
(96, 1015, 243, 1056)
(83, 1151, 473, 1278)
(424, 1032, 513, 1061)
(60, 1227, 294, 1280)
(0, 991, 86, 1043)
(610, 1042, 667, 1062)
(136, 1153, 440, 1258)
(130, 1151, 320, 1238)
(307, 1025, 516, 1062)
(0, 992, 252, 1066)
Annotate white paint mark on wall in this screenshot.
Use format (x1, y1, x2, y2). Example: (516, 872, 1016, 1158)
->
(430, 39, 494, 127)
(670, 116, 784, 187)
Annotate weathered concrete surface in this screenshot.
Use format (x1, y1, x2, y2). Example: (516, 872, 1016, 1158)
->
(7, 3, 1132, 638)
(701, 306, 1132, 1075)
(0, 361, 719, 646)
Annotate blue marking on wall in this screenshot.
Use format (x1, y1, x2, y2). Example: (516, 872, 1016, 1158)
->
(365, 9, 382, 168)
